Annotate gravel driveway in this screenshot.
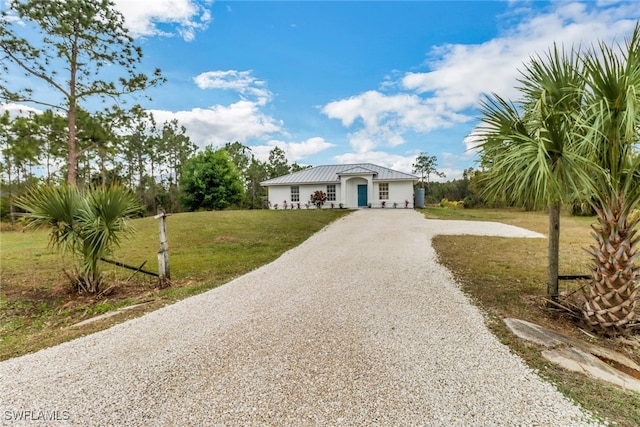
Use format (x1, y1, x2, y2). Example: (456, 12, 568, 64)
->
(1, 209, 598, 426)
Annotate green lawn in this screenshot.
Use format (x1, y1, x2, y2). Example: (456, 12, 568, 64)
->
(0, 208, 351, 360)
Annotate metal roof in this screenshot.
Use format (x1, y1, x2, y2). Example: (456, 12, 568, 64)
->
(260, 163, 419, 186)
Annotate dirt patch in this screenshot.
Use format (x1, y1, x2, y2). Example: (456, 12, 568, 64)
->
(594, 354, 640, 380)
(0, 272, 197, 361)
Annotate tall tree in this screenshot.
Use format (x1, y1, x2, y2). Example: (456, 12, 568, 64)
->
(163, 119, 195, 188)
(224, 142, 251, 178)
(477, 29, 640, 334)
(0, 0, 164, 186)
(246, 155, 269, 209)
(266, 146, 290, 179)
(223, 141, 253, 207)
(118, 106, 146, 190)
(75, 108, 118, 187)
(412, 152, 445, 194)
(477, 46, 591, 302)
(7, 114, 41, 183)
(579, 28, 640, 334)
(160, 119, 195, 211)
(34, 110, 67, 184)
(119, 106, 158, 207)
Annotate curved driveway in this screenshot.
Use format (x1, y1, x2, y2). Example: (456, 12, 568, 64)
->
(1, 210, 596, 426)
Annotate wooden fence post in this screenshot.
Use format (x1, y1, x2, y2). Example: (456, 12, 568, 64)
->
(154, 207, 171, 287)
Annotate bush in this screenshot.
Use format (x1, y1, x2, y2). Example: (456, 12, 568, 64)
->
(310, 190, 327, 208)
(15, 185, 140, 293)
(439, 198, 449, 208)
(180, 147, 245, 211)
(463, 195, 480, 208)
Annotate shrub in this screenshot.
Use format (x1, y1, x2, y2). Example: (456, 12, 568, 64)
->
(180, 147, 244, 211)
(15, 185, 140, 293)
(463, 195, 479, 208)
(310, 190, 327, 208)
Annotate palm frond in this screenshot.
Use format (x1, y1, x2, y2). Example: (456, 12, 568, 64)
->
(77, 185, 140, 281)
(14, 185, 141, 292)
(14, 185, 82, 255)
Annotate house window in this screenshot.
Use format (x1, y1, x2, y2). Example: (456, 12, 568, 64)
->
(326, 185, 336, 201)
(379, 183, 389, 199)
(291, 186, 300, 202)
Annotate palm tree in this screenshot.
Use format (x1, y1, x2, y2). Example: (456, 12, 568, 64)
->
(477, 45, 593, 301)
(15, 185, 141, 293)
(579, 27, 640, 334)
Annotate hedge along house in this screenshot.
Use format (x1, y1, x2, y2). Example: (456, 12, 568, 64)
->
(260, 163, 419, 209)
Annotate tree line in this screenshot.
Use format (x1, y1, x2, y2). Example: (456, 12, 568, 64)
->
(0, 104, 310, 219)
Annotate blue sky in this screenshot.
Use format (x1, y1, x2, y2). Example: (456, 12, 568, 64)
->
(3, 1, 640, 180)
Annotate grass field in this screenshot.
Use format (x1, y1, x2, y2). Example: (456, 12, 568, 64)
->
(421, 206, 640, 427)
(0, 209, 350, 360)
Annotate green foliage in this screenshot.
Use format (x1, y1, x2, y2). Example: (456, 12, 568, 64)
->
(579, 26, 640, 220)
(477, 28, 640, 215)
(223, 142, 270, 209)
(476, 24, 640, 327)
(476, 43, 592, 301)
(427, 170, 481, 206)
(245, 156, 269, 209)
(14, 185, 141, 292)
(267, 146, 291, 179)
(180, 147, 245, 211)
(221, 143, 309, 209)
(463, 195, 481, 209)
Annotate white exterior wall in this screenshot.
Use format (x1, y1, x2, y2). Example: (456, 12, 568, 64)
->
(266, 184, 344, 209)
(378, 180, 415, 208)
(266, 180, 415, 209)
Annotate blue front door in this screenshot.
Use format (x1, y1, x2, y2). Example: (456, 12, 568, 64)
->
(357, 184, 368, 207)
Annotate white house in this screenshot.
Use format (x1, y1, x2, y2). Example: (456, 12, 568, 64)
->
(260, 163, 419, 209)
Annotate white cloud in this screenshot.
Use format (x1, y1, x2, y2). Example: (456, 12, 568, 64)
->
(332, 151, 417, 175)
(463, 130, 485, 153)
(193, 70, 272, 104)
(402, 1, 639, 110)
(322, 90, 469, 154)
(0, 102, 42, 118)
(251, 137, 335, 163)
(322, 1, 640, 158)
(146, 70, 287, 152)
(149, 100, 284, 149)
(113, 0, 212, 41)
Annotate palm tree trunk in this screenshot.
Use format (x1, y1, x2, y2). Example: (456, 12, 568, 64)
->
(583, 199, 639, 335)
(547, 202, 561, 301)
